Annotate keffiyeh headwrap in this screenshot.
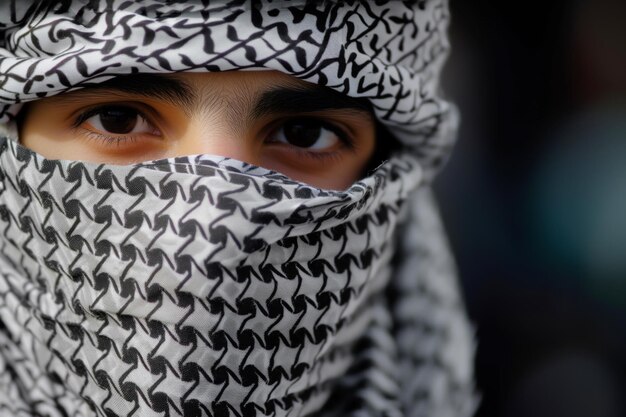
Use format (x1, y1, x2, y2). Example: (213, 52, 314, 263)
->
(0, 1, 476, 417)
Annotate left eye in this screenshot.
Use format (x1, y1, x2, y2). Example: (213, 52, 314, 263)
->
(82, 106, 156, 135)
(268, 119, 344, 150)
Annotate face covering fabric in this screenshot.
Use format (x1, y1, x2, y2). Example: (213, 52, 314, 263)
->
(0, 1, 476, 417)
(0, 138, 473, 417)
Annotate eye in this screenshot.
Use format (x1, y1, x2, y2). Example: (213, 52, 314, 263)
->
(267, 118, 348, 151)
(78, 105, 159, 136)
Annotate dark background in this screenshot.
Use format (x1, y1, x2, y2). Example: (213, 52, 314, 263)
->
(436, 1, 626, 416)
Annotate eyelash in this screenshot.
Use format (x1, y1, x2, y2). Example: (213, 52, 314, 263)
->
(71, 105, 356, 157)
(268, 117, 356, 150)
(78, 128, 140, 146)
(71, 105, 150, 144)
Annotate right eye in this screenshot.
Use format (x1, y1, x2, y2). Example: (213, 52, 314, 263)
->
(265, 117, 354, 152)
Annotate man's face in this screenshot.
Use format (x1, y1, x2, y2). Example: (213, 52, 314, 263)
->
(19, 71, 376, 190)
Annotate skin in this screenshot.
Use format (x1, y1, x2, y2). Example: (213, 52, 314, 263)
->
(20, 71, 376, 190)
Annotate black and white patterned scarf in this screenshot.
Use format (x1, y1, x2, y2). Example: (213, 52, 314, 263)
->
(0, 1, 475, 416)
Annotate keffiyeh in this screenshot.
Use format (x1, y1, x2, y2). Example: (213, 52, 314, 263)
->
(0, 1, 476, 416)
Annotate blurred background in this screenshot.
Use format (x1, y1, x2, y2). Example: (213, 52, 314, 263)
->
(437, 1, 626, 416)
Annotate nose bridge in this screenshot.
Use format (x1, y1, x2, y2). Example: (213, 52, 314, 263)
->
(176, 121, 257, 164)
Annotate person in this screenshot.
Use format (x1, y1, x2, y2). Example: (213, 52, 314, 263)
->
(0, 1, 476, 416)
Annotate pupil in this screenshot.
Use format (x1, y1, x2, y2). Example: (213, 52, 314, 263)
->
(99, 107, 137, 134)
(283, 120, 321, 148)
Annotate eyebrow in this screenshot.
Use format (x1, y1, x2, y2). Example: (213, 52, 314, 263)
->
(72, 74, 196, 112)
(251, 85, 373, 119)
(62, 74, 372, 120)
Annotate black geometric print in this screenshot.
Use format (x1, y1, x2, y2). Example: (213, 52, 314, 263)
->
(0, 137, 473, 416)
(0, 1, 475, 416)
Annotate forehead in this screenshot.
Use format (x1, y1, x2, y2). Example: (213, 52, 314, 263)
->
(172, 70, 308, 92)
(167, 71, 313, 116)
